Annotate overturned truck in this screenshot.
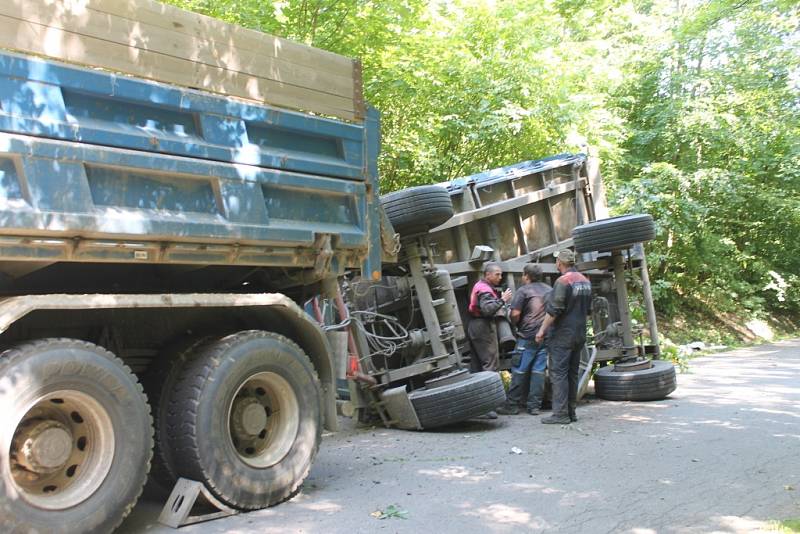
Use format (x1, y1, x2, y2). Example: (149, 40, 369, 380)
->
(343, 155, 677, 428)
(0, 0, 673, 531)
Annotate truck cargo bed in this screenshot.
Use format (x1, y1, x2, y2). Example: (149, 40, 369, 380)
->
(0, 51, 382, 278)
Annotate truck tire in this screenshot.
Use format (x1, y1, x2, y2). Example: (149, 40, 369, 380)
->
(594, 360, 677, 401)
(572, 214, 655, 253)
(0, 339, 152, 534)
(408, 371, 506, 429)
(380, 185, 454, 236)
(141, 336, 211, 493)
(164, 331, 322, 510)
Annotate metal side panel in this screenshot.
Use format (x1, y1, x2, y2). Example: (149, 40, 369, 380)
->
(428, 154, 593, 276)
(360, 107, 383, 280)
(0, 51, 365, 180)
(0, 132, 370, 267)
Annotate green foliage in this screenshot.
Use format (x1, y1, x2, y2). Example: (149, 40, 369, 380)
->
(659, 341, 689, 373)
(613, 0, 800, 321)
(769, 519, 800, 533)
(162, 0, 800, 327)
(613, 163, 800, 317)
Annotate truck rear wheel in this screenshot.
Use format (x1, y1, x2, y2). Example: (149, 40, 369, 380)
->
(594, 360, 677, 401)
(572, 214, 655, 252)
(142, 336, 211, 493)
(164, 331, 322, 510)
(408, 371, 506, 429)
(0, 339, 152, 534)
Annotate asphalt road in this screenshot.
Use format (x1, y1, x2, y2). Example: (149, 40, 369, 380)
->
(119, 339, 800, 534)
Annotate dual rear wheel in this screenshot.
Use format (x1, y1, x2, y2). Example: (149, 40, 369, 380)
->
(156, 331, 321, 509)
(0, 331, 322, 533)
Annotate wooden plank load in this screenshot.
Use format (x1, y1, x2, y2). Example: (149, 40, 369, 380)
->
(0, 0, 364, 121)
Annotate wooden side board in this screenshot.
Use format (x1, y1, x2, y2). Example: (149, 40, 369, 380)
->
(0, 0, 364, 121)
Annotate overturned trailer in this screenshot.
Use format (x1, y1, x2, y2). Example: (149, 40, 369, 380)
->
(344, 154, 677, 428)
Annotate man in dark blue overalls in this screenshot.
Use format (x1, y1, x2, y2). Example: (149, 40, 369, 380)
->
(535, 250, 592, 425)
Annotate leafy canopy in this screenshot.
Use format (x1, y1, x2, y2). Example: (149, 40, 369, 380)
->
(164, 0, 800, 323)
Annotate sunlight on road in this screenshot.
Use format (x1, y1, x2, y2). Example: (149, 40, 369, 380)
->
(462, 502, 543, 528)
(417, 465, 498, 482)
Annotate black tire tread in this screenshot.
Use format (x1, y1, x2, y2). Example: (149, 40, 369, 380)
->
(594, 360, 677, 401)
(572, 214, 656, 253)
(409, 371, 505, 428)
(383, 198, 454, 215)
(141, 336, 212, 492)
(381, 185, 454, 236)
(164, 330, 321, 510)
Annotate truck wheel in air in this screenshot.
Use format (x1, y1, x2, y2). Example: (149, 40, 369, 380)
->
(572, 214, 656, 253)
(141, 336, 211, 494)
(0, 339, 152, 534)
(594, 359, 677, 401)
(380, 185, 454, 236)
(164, 331, 322, 510)
(408, 371, 506, 429)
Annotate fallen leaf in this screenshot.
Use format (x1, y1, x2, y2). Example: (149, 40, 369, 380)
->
(371, 505, 409, 520)
(379, 504, 409, 520)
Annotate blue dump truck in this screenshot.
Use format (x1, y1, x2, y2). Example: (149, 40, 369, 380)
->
(0, 48, 372, 530)
(0, 2, 674, 531)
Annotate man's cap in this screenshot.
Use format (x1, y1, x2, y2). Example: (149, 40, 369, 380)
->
(555, 249, 576, 264)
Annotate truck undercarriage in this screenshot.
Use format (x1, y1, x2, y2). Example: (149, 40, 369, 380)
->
(340, 155, 674, 429)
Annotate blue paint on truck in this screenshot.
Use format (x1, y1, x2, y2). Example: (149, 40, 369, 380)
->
(0, 51, 384, 277)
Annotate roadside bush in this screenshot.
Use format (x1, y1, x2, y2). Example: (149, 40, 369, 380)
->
(611, 163, 800, 324)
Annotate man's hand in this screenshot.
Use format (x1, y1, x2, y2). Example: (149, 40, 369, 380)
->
(536, 313, 556, 344)
(501, 288, 512, 303)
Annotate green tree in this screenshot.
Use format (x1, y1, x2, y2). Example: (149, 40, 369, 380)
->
(613, 0, 800, 318)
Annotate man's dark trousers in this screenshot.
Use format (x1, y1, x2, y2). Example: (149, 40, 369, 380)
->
(548, 335, 583, 418)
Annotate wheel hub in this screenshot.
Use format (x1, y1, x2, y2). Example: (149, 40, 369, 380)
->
(13, 420, 73, 473)
(231, 397, 268, 437)
(9, 390, 115, 510)
(227, 372, 300, 468)
(613, 358, 653, 372)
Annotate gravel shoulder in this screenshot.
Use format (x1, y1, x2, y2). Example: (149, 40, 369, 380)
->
(119, 339, 800, 534)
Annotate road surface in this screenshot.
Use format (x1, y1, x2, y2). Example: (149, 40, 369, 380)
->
(120, 339, 800, 533)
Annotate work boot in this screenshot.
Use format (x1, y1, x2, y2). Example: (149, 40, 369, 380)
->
(506, 372, 525, 409)
(526, 372, 546, 416)
(482, 410, 498, 420)
(496, 403, 519, 415)
(541, 414, 571, 424)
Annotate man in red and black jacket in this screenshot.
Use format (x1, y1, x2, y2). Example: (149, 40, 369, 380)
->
(467, 261, 513, 374)
(467, 261, 512, 419)
(535, 250, 592, 424)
